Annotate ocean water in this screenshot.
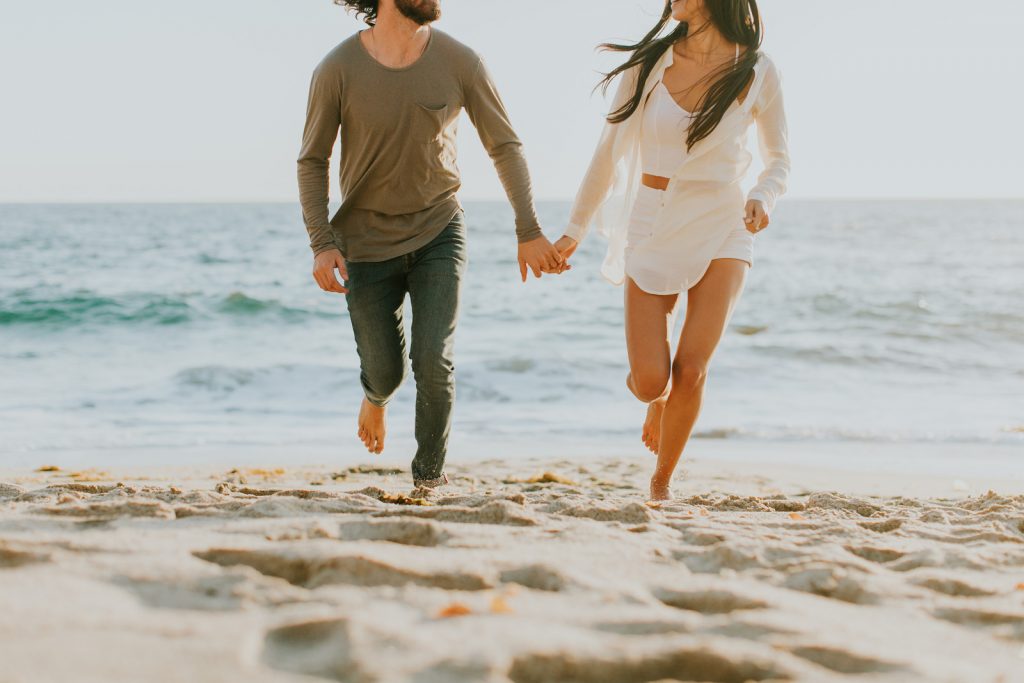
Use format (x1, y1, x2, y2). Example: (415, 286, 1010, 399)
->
(1, 200, 1022, 465)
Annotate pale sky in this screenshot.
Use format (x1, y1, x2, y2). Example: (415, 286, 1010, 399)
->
(1, 0, 1022, 202)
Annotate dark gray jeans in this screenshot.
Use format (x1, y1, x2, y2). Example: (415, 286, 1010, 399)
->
(344, 211, 467, 482)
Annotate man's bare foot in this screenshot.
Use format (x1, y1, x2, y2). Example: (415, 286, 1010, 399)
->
(642, 398, 667, 454)
(357, 398, 386, 455)
(649, 477, 673, 501)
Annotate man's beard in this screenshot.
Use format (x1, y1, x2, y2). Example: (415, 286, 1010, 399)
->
(395, 0, 441, 25)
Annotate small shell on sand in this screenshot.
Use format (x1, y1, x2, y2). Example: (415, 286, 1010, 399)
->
(436, 603, 473, 618)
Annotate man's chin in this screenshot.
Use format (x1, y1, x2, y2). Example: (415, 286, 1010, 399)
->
(396, 0, 441, 25)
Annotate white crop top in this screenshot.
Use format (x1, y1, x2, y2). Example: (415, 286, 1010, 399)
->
(641, 45, 741, 178)
(641, 84, 692, 177)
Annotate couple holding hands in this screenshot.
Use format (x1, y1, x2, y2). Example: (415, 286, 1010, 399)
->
(297, 0, 789, 500)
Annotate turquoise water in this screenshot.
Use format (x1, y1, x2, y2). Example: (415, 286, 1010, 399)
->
(1, 200, 1022, 462)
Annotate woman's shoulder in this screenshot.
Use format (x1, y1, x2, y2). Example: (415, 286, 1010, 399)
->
(755, 51, 782, 78)
(751, 51, 784, 107)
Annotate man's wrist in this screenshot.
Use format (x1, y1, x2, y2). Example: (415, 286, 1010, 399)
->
(312, 242, 342, 258)
(515, 223, 544, 244)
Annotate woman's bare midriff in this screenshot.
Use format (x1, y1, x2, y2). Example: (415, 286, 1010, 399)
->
(642, 173, 670, 191)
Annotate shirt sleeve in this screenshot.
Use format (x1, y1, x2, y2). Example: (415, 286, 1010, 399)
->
(463, 58, 543, 243)
(563, 64, 642, 243)
(746, 60, 790, 214)
(297, 62, 343, 256)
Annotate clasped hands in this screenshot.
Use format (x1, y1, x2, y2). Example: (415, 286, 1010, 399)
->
(517, 234, 580, 282)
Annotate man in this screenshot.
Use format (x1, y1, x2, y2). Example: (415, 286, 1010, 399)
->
(297, 0, 565, 489)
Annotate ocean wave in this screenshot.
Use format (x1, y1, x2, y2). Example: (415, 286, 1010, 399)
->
(693, 425, 1024, 445)
(0, 292, 190, 326)
(0, 290, 337, 327)
(172, 363, 357, 397)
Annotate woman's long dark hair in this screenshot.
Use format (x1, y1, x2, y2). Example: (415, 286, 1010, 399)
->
(600, 0, 763, 150)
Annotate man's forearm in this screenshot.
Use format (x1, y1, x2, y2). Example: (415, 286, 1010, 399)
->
(490, 141, 543, 243)
(297, 156, 339, 255)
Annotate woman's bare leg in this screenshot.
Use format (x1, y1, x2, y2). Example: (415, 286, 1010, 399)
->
(624, 277, 679, 454)
(651, 259, 748, 500)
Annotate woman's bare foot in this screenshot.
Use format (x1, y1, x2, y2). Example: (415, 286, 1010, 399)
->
(642, 398, 667, 454)
(357, 398, 386, 455)
(649, 476, 673, 501)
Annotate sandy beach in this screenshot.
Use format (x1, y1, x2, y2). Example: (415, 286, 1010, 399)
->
(1, 451, 1022, 683)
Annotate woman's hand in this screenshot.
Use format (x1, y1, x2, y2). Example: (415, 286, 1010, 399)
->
(743, 200, 770, 234)
(554, 235, 579, 264)
(313, 248, 348, 294)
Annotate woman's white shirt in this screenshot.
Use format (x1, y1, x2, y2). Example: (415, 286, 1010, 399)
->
(564, 47, 790, 287)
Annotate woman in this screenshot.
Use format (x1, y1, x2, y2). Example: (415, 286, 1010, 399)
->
(555, 0, 790, 500)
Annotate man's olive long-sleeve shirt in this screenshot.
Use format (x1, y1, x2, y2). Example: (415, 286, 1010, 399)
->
(297, 29, 543, 261)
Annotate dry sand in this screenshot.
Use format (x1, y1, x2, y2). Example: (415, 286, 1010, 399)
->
(1, 454, 1022, 683)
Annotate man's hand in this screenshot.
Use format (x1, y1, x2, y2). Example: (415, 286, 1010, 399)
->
(313, 248, 348, 294)
(518, 236, 568, 282)
(554, 235, 579, 262)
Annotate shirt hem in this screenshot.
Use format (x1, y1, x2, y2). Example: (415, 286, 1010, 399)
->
(341, 203, 462, 264)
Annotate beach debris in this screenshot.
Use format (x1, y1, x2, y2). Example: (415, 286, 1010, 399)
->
(67, 471, 110, 482)
(223, 468, 287, 484)
(332, 466, 404, 480)
(45, 482, 126, 495)
(699, 508, 710, 517)
(436, 602, 472, 618)
(682, 493, 786, 512)
(789, 512, 807, 521)
(354, 487, 432, 506)
(645, 501, 663, 509)
(503, 472, 577, 486)
(490, 596, 514, 614)
(1015, 583, 1024, 591)
(35, 466, 60, 473)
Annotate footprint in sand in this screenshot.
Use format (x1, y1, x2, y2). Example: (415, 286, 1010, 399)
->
(507, 644, 787, 683)
(654, 587, 768, 614)
(337, 519, 450, 547)
(843, 544, 906, 564)
(499, 564, 569, 592)
(373, 500, 538, 527)
(262, 618, 371, 682)
(0, 542, 52, 568)
(782, 565, 877, 605)
(909, 575, 997, 598)
(789, 645, 909, 675)
(194, 548, 493, 591)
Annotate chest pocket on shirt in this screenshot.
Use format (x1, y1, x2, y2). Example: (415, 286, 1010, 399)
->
(413, 103, 457, 172)
(413, 103, 451, 142)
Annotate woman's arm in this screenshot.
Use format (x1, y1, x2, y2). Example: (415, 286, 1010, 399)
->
(746, 60, 790, 215)
(562, 64, 643, 245)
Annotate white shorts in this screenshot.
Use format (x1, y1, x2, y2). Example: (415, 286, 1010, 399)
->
(625, 185, 753, 292)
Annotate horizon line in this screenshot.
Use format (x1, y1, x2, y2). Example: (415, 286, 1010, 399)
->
(2, 196, 1023, 205)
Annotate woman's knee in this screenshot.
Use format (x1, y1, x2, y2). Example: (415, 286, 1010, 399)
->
(671, 358, 708, 395)
(629, 369, 670, 403)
